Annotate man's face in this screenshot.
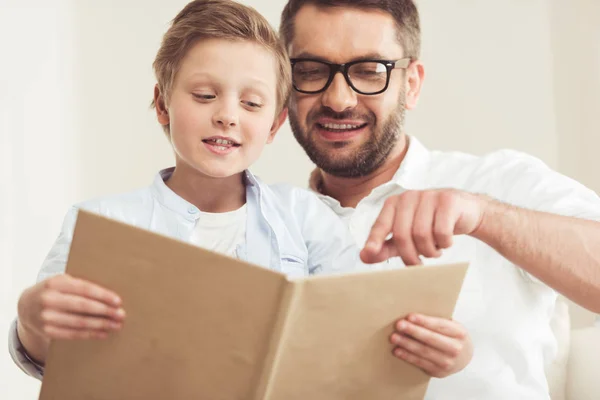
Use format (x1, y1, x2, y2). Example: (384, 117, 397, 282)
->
(287, 5, 411, 178)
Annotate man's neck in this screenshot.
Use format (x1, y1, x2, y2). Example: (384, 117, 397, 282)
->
(166, 162, 246, 213)
(320, 135, 409, 208)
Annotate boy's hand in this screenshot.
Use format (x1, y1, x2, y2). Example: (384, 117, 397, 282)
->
(18, 274, 125, 342)
(389, 313, 473, 378)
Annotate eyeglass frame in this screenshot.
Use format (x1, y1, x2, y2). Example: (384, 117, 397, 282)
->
(290, 57, 412, 96)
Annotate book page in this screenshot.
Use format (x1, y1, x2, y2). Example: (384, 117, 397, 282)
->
(266, 263, 468, 400)
(39, 210, 287, 400)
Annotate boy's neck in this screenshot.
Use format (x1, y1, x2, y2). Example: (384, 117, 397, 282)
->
(166, 163, 246, 213)
(319, 135, 409, 209)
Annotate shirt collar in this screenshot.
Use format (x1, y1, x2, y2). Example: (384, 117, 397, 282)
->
(388, 135, 431, 190)
(309, 136, 432, 205)
(150, 167, 259, 221)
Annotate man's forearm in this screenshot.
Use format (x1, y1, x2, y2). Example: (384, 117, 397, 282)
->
(472, 199, 600, 313)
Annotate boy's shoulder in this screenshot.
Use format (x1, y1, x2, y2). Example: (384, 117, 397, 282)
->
(253, 176, 326, 210)
(73, 186, 154, 219)
(251, 177, 342, 228)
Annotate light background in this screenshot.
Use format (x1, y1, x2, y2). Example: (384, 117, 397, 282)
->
(1, 1, 599, 397)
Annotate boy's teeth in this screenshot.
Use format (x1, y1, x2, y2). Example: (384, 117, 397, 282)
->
(207, 138, 236, 145)
(322, 123, 362, 130)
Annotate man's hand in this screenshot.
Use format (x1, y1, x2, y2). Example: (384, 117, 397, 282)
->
(361, 189, 488, 265)
(390, 313, 473, 378)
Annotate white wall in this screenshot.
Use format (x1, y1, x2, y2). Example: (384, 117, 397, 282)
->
(549, 0, 600, 329)
(412, 0, 558, 168)
(1, 1, 598, 398)
(550, 0, 600, 194)
(1, 1, 77, 397)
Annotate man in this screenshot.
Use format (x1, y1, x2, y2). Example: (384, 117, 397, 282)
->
(280, 1, 600, 399)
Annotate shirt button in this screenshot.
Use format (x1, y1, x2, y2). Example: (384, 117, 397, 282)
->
(188, 206, 198, 214)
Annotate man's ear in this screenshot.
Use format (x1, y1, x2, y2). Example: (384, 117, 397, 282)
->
(154, 84, 170, 125)
(405, 60, 425, 110)
(267, 107, 288, 144)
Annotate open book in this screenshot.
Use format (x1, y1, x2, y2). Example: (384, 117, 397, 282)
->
(39, 210, 468, 400)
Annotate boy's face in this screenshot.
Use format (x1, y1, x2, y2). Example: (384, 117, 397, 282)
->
(156, 39, 285, 179)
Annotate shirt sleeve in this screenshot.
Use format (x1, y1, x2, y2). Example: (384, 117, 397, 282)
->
(36, 206, 79, 283)
(8, 207, 79, 379)
(8, 319, 45, 380)
(489, 151, 600, 221)
(482, 150, 600, 283)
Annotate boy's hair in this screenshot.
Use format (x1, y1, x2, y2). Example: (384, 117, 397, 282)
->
(152, 0, 291, 135)
(279, 0, 421, 59)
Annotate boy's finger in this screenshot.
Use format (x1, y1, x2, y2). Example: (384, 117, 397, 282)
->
(41, 310, 123, 331)
(46, 275, 122, 307)
(392, 347, 441, 376)
(390, 333, 453, 369)
(43, 325, 110, 341)
(406, 314, 467, 339)
(395, 320, 462, 357)
(42, 292, 126, 321)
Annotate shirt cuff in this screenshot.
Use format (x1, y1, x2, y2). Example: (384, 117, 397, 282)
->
(8, 319, 45, 380)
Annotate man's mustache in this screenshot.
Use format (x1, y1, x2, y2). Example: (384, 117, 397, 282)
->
(307, 108, 375, 126)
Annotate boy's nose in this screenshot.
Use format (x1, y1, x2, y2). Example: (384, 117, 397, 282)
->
(213, 113, 238, 128)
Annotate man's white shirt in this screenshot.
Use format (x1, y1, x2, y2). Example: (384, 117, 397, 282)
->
(311, 136, 600, 400)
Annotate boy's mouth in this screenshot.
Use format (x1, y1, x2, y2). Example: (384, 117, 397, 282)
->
(202, 137, 241, 150)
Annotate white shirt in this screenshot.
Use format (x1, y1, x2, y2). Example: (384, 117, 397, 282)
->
(311, 136, 600, 400)
(190, 205, 247, 258)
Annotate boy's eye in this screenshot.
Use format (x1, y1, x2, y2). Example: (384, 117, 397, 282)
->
(243, 100, 262, 109)
(192, 93, 216, 100)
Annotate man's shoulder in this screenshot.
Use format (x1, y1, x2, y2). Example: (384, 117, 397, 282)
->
(426, 147, 552, 189)
(430, 147, 547, 173)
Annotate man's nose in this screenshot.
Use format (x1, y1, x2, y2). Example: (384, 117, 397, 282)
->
(321, 73, 358, 113)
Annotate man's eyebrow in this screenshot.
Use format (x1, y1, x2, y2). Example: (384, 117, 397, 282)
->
(292, 51, 328, 61)
(292, 52, 392, 62)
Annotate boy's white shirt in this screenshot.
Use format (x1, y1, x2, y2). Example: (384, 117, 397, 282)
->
(191, 205, 247, 258)
(310, 136, 600, 400)
(8, 168, 360, 379)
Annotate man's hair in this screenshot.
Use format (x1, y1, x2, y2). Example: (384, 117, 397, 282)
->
(279, 0, 421, 59)
(152, 0, 291, 134)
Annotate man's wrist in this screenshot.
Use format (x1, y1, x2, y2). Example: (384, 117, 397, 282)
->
(470, 194, 506, 242)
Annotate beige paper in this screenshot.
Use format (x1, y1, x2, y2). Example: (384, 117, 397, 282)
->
(39, 210, 468, 400)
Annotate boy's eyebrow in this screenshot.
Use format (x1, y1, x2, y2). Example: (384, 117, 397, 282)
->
(186, 72, 272, 97)
(187, 72, 215, 81)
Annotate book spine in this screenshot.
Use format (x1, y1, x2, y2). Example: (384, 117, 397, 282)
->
(252, 279, 302, 400)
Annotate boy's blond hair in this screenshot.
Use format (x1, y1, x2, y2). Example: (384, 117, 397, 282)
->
(152, 0, 291, 135)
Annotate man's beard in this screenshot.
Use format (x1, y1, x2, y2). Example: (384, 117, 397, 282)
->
(289, 93, 406, 178)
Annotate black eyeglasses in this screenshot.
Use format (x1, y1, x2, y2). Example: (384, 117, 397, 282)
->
(290, 58, 411, 95)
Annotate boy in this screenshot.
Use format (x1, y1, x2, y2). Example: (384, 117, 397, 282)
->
(8, 0, 360, 379)
(9, 0, 472, 383)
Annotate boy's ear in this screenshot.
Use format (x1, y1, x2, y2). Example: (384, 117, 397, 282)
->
(267, 107, 288, 144)
(154, 84, 170, 125)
